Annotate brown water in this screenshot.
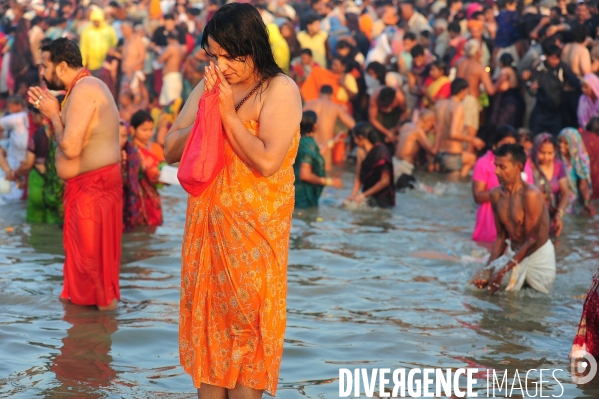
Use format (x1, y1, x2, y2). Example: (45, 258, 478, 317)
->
(1, 170, 598, 398)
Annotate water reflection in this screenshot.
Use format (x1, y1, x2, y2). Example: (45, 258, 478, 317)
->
(1, 177, 599, 398)
(45, 304, 118, 398)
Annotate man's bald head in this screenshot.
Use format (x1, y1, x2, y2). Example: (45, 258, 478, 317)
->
(465, 39, 481, 59)
(418, 109, 435, 130)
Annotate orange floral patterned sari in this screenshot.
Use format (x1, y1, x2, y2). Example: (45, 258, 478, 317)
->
(179, 120, 299, 394)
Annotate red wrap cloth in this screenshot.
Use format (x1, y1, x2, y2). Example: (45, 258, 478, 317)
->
(573, 271, 599, 357)
(177, 83, 225, 197)
(61, 163, 123, 307)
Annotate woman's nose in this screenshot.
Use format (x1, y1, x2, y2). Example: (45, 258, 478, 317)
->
(216, 59, 228, 73)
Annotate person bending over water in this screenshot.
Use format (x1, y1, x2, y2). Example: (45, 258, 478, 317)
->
(294, 110, 343, 208)
(303, 85, 355, 171)
(434, 78, 485, 179)
(471, 144, 556, 295)
(347, 122, 395, 208)
(472, 126, 534, 243)
(393, 110, 436, 189)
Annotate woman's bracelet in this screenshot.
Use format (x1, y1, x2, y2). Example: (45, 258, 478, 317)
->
(327, 139, 334, 149)
(584, 199, 591, 207)
(324, 177, 333, 186)
(556, 208, 564, 218)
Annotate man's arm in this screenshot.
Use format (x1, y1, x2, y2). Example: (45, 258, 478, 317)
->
(448, 105, 485, 149)
(580, 47, 592, 76)
(487, 189, 508, 265)
(563, 63, 582, 90)
(480, 67, 496, 96)
(337, 105, 356, 130)
(0, 148, 10, 175)
(15, 151, 35, 178)
(416, 129, 435, 154)
(470, 188, 507, 289)
(52, 83, 97, 160)
(157, 46, 171, 64)
(368, 91, 392, 138)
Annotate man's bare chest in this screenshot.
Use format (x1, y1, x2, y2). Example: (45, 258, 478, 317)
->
(497, 196, 526, 233)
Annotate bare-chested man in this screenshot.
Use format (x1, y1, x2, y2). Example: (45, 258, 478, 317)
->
(455, 39, 496, 140)
(120, 20, 146, 89)
(369, 86, 407, 143)
(393, 110, 436, 188)
(471, 144, 555, 295)
(303, 85, 355, 171)
(561, 24, 591, 127)
(158, 31, 185, 106)
(27, 38, 122, 311)
(434, 78, 485, 179)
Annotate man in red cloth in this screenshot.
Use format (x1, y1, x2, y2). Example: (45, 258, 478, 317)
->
(27, 38, 122, 311)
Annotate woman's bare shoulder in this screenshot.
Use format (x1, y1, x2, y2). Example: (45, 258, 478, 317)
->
(261, 74, 302, 115)
(267, 74, 300, 96)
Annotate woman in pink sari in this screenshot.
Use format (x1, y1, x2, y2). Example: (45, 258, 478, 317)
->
(578, 73, 599, 129)
(472, 126, 534, 243)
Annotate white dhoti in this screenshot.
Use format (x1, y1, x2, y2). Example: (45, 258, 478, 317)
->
(159, 71, 183, 106)
(0, 170, 23, 205)
(495, 239, 556, 294)
(392, 157, 414, 183)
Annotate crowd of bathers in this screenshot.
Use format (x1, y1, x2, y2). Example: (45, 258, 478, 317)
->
(0, 0, 598, 237)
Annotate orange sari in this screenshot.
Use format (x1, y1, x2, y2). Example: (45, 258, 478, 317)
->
(179, 120, 299, 394)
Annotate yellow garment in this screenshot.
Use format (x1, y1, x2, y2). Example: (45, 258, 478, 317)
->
(297, 30, 328, 68)
(267, 23, 290, 73)
(149, 0, 162, 20)
(336, 74, 357, 104)
(79, 8, 118, 71)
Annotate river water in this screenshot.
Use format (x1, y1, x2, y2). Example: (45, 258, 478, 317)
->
(1, 169, 598, 398)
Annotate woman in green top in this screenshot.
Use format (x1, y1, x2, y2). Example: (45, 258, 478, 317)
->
(294, 111, 343, 208)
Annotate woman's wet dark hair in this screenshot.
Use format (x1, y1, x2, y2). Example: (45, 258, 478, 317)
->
(130, 110, 154, 129)
(201, 3, 283, 80)
(490, 125, 519, 148)
(366, 61, 386, 85)
(431, 60, 447, 76)
(300, 110, 317, 136)
(499, 53, 514, 68)
(352, 121, 382, 144)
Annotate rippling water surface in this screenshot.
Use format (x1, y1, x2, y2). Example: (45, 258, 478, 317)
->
(1, 169, 598, 398)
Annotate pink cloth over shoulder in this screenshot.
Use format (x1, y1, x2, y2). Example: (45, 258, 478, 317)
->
(471, 150, 534, 243)
(177, 84, 225, 197)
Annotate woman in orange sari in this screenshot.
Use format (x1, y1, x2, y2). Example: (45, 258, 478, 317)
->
(164, 4, 302, 399)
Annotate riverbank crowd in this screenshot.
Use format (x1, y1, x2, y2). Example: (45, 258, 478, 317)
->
(0, 0, 598, 394)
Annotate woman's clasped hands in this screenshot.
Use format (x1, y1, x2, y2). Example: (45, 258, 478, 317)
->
(204, 61, 236, 120)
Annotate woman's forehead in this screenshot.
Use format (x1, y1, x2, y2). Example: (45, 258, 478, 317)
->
(207, 37, 227, 54)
